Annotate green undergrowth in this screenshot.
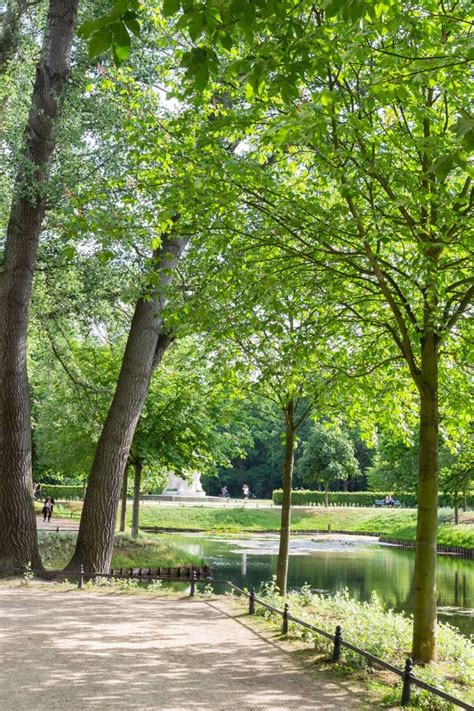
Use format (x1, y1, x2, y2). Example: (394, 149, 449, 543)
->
(249, 581, 473, 710)
(38, 532, 203, 570)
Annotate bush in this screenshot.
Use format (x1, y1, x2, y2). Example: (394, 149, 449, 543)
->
(271, 489, 474, 508)
(39, 484, 85, 500)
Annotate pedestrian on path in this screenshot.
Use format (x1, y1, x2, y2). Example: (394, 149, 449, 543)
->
(42, 496, 54, 522)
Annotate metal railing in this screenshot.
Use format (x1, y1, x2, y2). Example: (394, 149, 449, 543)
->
(224, 582, 473, 711)
(1, 566, 471, 710)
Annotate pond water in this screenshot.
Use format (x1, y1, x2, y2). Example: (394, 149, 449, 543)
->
(163, 532, 474, 637)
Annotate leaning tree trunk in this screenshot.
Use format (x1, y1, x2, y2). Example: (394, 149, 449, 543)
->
(131, 459, 142, 539)
(119, 465, 129, 533)
(412, 332, 439, 663)
(276, 398, 295, 596)
(66, 233, 188, 573)
(0, 0, 78, 571)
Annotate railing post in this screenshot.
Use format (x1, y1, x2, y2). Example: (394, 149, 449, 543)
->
(332, 625, 342, 662)
(282, 603, 289, 635)
(190, 569, 196, 597)
(249, 587, 255, 615)
(78, 564, 84, 590)
(401, 657, 413, 706)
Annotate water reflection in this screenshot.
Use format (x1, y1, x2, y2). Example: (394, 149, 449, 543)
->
(164, 533, 473, 637)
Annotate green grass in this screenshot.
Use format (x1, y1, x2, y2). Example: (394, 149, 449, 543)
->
(46, 501, 474, 550)
(129, 504, 474, 549)
(38, 532, 203, 570)
(253, 582, 473, 709)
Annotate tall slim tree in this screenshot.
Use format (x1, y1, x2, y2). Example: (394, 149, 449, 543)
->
(0, 0, 78, 569)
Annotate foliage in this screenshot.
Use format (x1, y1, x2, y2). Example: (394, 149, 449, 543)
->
(38, 484, 85, 500)
(272, 489, 418, 507)
(297, 423, 360, 494)
(252, 582, 473, 709)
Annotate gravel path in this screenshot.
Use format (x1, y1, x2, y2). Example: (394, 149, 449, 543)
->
(0, 588, 367, 711)
(36, 515, 79, 532)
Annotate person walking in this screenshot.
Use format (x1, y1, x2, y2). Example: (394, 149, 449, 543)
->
(42, 496, 54, 523)
(242, 483, 250, 500)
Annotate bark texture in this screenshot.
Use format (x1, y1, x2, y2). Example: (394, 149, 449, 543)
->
(131, 459, 142, 539)
(412, 332, 439, 662)
(276, 399, 295, 596)
(67, 234, 188, 573)
(0, 0, 78, 570)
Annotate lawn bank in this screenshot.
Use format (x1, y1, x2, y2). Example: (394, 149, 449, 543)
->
(50, 502, 474, 552)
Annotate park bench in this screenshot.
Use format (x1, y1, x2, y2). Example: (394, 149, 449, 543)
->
(375, 499, 402, 507)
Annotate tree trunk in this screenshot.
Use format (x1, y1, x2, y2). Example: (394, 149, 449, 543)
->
(412, 332, 439, 663)
(453, 494, 459, 526)
(131, 459, 142, 539)
(0, 0, 78, 571)
(276, 398, 295, 596)
(66, 234, 188, 573)
(324, 482, 329, 507)
(119, 466, 129, 533)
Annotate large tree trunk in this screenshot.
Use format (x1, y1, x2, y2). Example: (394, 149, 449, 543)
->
(66, 234, 188, 573)
(324, 481, 329, 507)
(276, 398, 295, 596)
(412, 332, 439, 663)
(0, 0, 78, 571)
(131, 459, 142, 539)
(119, 465, 129, 533)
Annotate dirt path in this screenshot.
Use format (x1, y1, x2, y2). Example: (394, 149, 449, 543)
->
(0, 588, 368, 710)
(36, 515, 79, 532)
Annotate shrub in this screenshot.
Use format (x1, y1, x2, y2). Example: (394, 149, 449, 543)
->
(39, 484, 85, 500)
(272, 489, 474, 508)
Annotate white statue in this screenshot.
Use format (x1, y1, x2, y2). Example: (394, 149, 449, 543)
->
(162, 471, 206, 497)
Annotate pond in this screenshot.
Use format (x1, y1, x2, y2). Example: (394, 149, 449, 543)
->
(163, 532, 474, 637)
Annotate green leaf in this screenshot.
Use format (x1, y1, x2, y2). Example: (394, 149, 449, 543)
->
(113, 21, 131, 50)
(78, 16, 111, 39)
(163, 0, 180, 18)
(123, 14, 141, 38)
(88, 28, 113, 60)
(429, 154, 456, 181)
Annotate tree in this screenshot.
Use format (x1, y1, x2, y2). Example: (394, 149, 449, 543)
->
(0, 0, 79, 570)
(184, 4, 473, 661)
(297, 423, 360, 506)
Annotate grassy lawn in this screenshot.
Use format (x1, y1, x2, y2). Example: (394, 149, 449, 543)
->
(38, 532, 203, 570)
(47, 501, 474, 550)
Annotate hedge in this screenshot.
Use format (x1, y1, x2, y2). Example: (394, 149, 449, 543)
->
(38, 484, 85, 500)
(271, 489, 474, 508)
